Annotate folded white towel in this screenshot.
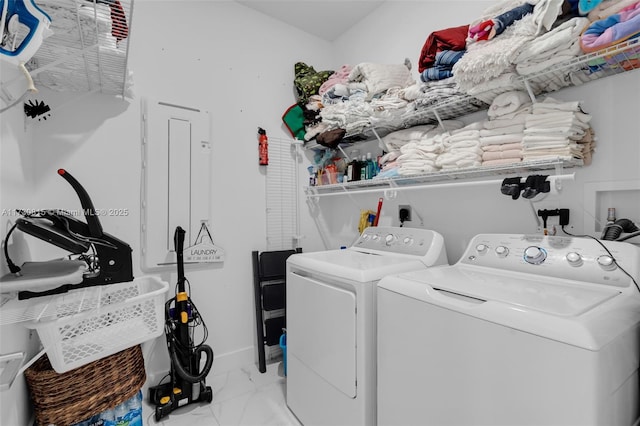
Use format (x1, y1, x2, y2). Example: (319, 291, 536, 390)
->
(487, 91, 532, 119)
(398, 150, 439, 161)
(480, 124, 525, 136)
(482, 142, 523, 152)
(436, 151, 482, 168)
(480, 133, 524, 146)
(444, 130, 481, 144)
(483, 114, 527, 129)
(532, 97, 582, 112)
(482, 150, 523, 161)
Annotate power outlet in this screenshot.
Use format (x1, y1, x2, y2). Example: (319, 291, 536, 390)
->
(399, 205, 412, 222)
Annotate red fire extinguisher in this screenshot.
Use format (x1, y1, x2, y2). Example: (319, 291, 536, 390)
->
(258, 127, 268, 166)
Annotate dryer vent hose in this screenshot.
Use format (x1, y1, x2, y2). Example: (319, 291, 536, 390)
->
(602, 219, 640, 241)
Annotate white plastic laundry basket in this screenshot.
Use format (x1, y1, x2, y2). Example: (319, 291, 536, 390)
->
(25, 275, 169, 373)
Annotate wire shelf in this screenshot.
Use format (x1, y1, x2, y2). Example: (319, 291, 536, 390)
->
(305, 158, 581, 197)
(26, 0, 134, 98)
(520, 37, 640, 94)
(306, 37, 640, 153)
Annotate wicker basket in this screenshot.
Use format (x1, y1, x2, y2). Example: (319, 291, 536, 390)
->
(24, 345, 146, 426)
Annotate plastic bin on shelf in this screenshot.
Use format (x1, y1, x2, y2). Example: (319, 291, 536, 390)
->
(25, 275, 169, 373)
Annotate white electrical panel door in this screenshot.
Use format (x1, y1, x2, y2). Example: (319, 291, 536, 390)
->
(141, 99, 212, 270)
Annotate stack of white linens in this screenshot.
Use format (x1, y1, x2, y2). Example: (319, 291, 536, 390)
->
(396, 121, 465, 176)
(480, 91, 531, 166)
(522, 97, 593, 162)
(436, 122, 484, 170)
(513, 17, 591, 92)
(381, 125, 437, 152)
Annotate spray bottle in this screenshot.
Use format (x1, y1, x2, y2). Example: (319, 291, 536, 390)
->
(258, 127, 268, 165)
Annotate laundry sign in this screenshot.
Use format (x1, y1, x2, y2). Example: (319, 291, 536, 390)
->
(184, 222, 225, 263)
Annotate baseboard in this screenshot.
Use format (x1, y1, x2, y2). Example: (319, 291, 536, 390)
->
(143, 343, 256, 389)
(211, 346, 255, 375)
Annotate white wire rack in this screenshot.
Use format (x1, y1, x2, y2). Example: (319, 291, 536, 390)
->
(25, 0, 134, 97)
(305, 158, 580, 198)
(305, 37, 639, 153)
(520, 37, 640, 96)
(303, 37, 638, 196)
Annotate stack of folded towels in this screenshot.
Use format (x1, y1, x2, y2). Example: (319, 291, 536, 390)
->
(396, 121, 465, 176)
(436, 122, 484, 170)
(522, 97, 594, 162)
(480, 91, 531, 166)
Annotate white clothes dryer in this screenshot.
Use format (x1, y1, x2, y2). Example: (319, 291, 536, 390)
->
(377, 233, 640, 426)
(286, 226, 448, 426)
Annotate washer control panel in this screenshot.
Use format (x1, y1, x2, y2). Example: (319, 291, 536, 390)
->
(353, 226, 444, 258)
(460, 234, 640, 288)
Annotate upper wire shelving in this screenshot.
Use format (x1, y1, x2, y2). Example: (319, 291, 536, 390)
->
(302, 37, 639, 197)
(25, 0, 134, 98)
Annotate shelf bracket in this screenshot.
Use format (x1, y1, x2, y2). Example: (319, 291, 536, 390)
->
(432, 107, 447, 132)
(370, 127, 391, 152)
(523, 79, 537, 104)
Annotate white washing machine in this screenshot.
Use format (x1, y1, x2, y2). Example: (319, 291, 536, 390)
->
(286, 226, 448, 426)
(377, 233, 640, 426)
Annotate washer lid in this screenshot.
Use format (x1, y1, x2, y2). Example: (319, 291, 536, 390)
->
(288, 249, 429, 283)
(400, 267, 620, 317)
(383, 268, 639, 350)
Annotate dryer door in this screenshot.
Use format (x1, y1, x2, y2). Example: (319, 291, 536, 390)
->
(288, 271, 357, 397)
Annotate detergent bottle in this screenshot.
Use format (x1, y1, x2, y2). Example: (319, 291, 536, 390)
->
(258, 127, 268, 165)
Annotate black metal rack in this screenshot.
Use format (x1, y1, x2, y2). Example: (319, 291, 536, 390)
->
(251, 249, 300, 373)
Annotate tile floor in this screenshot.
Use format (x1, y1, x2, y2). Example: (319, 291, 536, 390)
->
(142, 361, 302, 426)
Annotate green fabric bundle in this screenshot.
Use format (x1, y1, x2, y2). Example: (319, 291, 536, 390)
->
(294, 62, 334, 104)
(282, 104, 306, 140)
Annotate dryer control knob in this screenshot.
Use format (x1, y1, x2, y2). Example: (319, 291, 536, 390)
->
(385, 234, 397, 246)
(475, 244, 489, 254)
(597, 255, 616, 270)
(566, 252, 583, 266)
(403, 237, 414, 245)
(495, 246, 509, 258)
(524, 246, 546, 264)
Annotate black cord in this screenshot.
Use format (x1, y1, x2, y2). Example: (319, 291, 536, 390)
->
(3, 223, 21, 275)
(562, 226, 640, 294)
(617, 230, 640, 242)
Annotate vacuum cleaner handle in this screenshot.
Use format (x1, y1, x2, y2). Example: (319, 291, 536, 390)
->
(174, 226, 186, 287)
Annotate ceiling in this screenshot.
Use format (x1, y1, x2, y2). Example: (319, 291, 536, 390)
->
(236, 1, 385, 41)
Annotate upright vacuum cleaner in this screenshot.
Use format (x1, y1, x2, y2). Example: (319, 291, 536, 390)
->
(149, 226, 214, 422)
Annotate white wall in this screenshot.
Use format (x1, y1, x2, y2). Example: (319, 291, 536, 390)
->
(0, 2, 332, 424)
(0, 72, 42, 426)
(301, 1, 640, 262)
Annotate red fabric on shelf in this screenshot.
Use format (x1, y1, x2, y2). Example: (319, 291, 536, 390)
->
(418, 25, 469, 73)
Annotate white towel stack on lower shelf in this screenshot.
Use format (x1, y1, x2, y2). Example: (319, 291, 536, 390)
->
(480, 90, 530, 166)
(522, 97, 594, 162)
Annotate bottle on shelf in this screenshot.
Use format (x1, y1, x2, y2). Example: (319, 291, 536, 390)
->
(347, 151, 360, 182)
(366, 152, 378, 179)
(359, 155, 367, 181)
